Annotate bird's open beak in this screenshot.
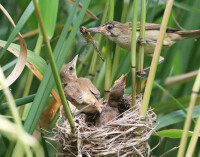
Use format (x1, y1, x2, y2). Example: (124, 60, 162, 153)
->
(87, 26, 107, 33)
(71, 55, 78, 69)
(114, 74, 127, 88)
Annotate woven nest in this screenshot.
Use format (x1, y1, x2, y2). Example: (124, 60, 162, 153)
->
(54, 95, 157, 157)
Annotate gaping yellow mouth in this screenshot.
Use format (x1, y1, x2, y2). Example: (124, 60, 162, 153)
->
(114, 74, 127, 88)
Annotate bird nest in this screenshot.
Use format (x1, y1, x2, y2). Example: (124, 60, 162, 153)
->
(54, 95, 157, 157)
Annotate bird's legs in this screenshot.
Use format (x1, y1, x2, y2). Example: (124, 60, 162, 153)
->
(136, 37, 148, 78)
(137, 37, 147, 45)
(136, 56, 165, 78)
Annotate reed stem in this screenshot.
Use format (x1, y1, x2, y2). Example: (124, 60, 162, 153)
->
(185, 115, 200, 157)
(178, 67, 200, 157)
(140, 0, 174, 116)
(104, 0, 114, 99)
(88, 1, 109, 81)
(32, 0, 75, 133)
(136, 0, 146, 95)
(112, 1, 131, 81)
(131, 0, 139, 107)
(104, 40, 112, 99)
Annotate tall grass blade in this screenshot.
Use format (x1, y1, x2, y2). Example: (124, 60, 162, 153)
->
(24, 0, 91, 134)
(0, 2, 34, 58)
(39, 0, 59, 39)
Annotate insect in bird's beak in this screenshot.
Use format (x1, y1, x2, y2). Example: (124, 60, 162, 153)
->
(80, 26, 87, 33)
(87, 26, 107, 33)
(80, 26, 104, 61)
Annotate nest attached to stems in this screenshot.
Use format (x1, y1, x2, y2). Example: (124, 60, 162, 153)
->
(53, 96, 157, 157)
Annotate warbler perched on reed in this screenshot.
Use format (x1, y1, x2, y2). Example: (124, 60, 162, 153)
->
(87, 21, 200, 62)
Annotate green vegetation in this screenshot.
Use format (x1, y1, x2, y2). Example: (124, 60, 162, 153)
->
(0, 0, 200, 156)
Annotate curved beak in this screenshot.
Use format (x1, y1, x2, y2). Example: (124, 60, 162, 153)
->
(87, 26, 107, 33)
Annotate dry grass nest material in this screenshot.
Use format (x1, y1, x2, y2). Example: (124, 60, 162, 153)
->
(54, 96, 157, 157)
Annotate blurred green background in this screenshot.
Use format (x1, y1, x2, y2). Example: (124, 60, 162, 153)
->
(0, 0, 200, 156)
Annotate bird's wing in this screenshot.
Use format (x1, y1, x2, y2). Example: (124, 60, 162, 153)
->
(79, 78, 101, 100)
(136, 22, 179, 32)
(64, 82, 83, 104)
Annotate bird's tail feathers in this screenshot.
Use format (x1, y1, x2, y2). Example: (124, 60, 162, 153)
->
(177, 30, 200, 39)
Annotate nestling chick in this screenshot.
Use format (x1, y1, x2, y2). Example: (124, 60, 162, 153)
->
(60, 55, 102, 114)
(87, 21, 200, 62)
(96, 74, 127, 126)
(108, 74, 127, 107)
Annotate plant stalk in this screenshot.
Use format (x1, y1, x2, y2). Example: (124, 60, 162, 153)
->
(24, 0, 88, 135)
(111, 46, 121, 81)
(88, 1, 109, 81)
(104, 40, 112, 99)
(19, 35, 43, 118)
(136, 0, 146, 95)
(104, 0, 114, 99)
(0, 67, 33, 157)
(112, 1, 131, 81)
(77, 46, 93, 76)
(131, 0, 139, 107)
(154, 82, 187, 114)
(185, 115, 200, 157)
(178, 67, 200, 157)
(32, 0, 75, 133)
(140, 0, 174, 116)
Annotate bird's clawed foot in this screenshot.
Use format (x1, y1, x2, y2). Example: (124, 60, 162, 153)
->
(136, 57, 165, 78)
(137, 37, 147, 45)
(136, 65, 153, 78)
(136, 70, 147, 78)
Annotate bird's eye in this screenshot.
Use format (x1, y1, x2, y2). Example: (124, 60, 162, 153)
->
(69, 66, 73, 71)
(107, 24, 113, 30)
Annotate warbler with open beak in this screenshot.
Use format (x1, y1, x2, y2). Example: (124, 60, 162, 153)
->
(96, 74, 127, 126)
(108, 74, 127, 107)
(60, 55, 102, 114)
(87, 21, 200, 63)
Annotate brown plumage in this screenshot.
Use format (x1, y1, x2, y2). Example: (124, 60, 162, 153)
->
(87, 21, 200, 62)
(60, 55, 102, 114)
(96, 74, 127, 126)
(108, 74, 127, 107)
